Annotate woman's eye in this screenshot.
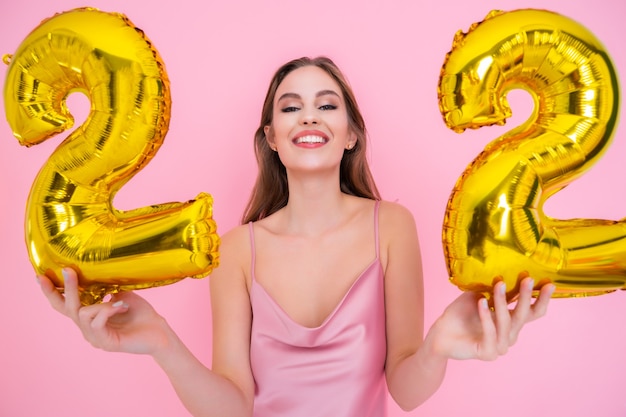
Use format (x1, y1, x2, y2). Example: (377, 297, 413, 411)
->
(319, 104, 337, 111)
(281, 106, 299, 113)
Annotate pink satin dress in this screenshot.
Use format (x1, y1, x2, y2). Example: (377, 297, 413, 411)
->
(248, 201, 387, 417)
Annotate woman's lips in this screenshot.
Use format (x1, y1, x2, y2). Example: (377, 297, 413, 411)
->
(292, 130, 329, 146)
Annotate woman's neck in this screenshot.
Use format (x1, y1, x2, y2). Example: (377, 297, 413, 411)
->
(280, 171, 352, 237)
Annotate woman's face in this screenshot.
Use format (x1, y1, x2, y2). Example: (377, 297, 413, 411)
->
(264, 65, 356, 175)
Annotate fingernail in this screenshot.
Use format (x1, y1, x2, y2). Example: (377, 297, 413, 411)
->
(480, 298, 488, 309)
(61, 268, 69, 280)
(500, 282, 507, 294)
(35, 276, 40, 285)
(527, 278, 535, 290)
(112, 300, 128, 308)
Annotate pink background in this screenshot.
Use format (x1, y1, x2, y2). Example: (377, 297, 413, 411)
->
(1, 1, 625, 416)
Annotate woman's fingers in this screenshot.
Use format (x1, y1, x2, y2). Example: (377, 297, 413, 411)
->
(497, 278, 556, 354)
(88, 300, 129, 331)
(76, 300, 129, 350)
(36, 268, 141, 353)
(529, 281, 555, 319)
(61, 268, 82, 321)
(492, 281, 512, 355)
(478, 278, 555, 360)
(38, 274, 67, 314)
(511, 278, 555, 329)
(476, 297, 498, 360)
(508, 278, 534, 342)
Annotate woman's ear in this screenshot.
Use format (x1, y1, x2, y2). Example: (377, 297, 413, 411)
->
(264, 125, 277, 151)
(346, 132, 357, 150)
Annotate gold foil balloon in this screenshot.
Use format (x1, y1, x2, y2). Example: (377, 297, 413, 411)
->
(438, 9, 623, 298)
(3, 8, 219, 304)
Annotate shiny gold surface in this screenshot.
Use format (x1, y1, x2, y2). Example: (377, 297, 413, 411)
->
(438, 9, 622, 298)
(4, 8, 219, 304)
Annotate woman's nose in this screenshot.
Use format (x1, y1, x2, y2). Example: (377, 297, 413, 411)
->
(300, 111, 319, 125)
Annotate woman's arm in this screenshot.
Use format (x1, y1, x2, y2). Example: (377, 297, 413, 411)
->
(151, 225, 255, 416)
(381, 201, 554, 411)
(38, 224, 256, 417)
(380, 201, 443, 410)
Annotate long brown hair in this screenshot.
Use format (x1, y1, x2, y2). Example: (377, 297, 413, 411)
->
(241, 56, 380, 224)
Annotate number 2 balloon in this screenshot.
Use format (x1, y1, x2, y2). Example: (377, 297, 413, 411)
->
(438, 9, 624, 299)
(3, 8, 220, 304)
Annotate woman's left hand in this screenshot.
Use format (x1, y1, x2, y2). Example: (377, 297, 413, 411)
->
(428, 277, 555, 361)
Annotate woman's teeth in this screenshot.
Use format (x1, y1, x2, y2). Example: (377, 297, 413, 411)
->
(294, 135, 326, 144)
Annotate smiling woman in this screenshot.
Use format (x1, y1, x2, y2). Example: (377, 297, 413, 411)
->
(265, 66, 357, 171)
(37, 55, 554, 417)
(244, 57, 379, 224)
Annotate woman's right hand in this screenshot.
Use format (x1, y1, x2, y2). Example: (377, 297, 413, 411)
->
(39, 268, 171, 355)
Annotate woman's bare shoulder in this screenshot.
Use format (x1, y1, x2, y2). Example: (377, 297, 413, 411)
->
(378, 200, 417, 230)
(212, 223, 251, 274)
(219, 223, 250, 246)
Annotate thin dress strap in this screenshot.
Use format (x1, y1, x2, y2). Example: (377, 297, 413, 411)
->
(248, 222, 256, 282)
(374, 200, 380, 259)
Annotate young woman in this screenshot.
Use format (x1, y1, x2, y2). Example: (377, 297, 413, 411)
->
(39, 56, 555, 417)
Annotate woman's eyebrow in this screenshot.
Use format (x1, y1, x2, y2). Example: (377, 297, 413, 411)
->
(277, 92, 301, 102)
(277, 90, 340, 102)
(316, 89, 340, 98)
